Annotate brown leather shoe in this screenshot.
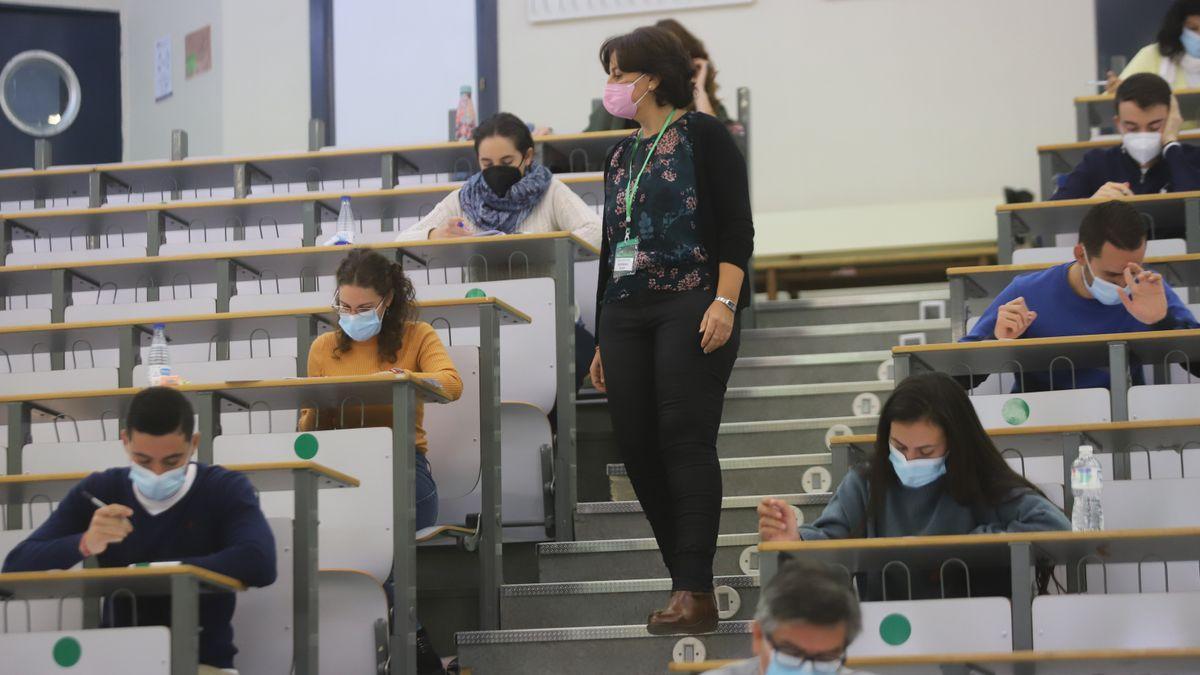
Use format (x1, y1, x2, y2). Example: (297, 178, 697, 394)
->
(646, 591, 719, 635)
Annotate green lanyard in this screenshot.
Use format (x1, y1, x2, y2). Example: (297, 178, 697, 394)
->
(623, 109, 676, 239)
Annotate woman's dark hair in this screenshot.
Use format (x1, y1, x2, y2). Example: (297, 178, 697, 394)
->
(332, 249, 417, 364)
(655, 19, 724, 115)
(864, 373, 1057, 525)
(473, 112, 534, 159)
(1157, 0, 1200, 59)
(599, 26, 694, 110)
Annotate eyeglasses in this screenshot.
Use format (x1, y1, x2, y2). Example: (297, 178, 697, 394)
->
(331, 296, 384, 317)
(766, 635, 846, 673)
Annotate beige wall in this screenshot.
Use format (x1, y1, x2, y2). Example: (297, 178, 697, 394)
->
(498, 0, 1098, 256)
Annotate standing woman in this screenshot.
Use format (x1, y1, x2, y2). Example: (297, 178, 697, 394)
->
(588, 25, 754, 636)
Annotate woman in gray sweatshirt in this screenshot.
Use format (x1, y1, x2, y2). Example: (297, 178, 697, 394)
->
(758, 372, 1071, 599)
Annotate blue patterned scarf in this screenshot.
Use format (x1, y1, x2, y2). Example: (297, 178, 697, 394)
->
(458, 164, 553, 234)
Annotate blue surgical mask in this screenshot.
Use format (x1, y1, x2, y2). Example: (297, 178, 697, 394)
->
(889, 445, 947, 489)
(130, 462, 189, 501)
(338, 302, 384, 342)
(766, 651, 842, 675)
(1183, 27, 1200, 58)
(1082, 253, 1130, 307)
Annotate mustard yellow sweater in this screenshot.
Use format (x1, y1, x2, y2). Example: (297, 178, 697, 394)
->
(298, 322, 463, 453)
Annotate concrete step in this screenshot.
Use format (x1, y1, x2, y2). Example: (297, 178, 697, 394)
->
(574, 492, 830, 540)
(576, 414, 875, 502)
(606, 454, 833, 500)
(792, 282, 947, 299)
(754, 289, 949, 328)
(728, 351, 893, 387)
(716, 416, 878, 457)
(456, 621, 752, 675)
(723, 381, 894, 422)
(499, 576, 761, 630)
(537, 533, 762, 582)
(739, 318, 951, 357)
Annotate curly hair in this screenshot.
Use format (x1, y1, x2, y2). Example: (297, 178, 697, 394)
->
(332, 249, 417, 364)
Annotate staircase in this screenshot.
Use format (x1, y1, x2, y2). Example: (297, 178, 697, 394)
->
(456, 284, 949, 673)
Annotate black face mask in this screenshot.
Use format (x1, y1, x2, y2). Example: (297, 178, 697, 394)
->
(481, 164, 523, 197)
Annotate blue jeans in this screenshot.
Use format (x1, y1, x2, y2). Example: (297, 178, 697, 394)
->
(386, 453, 438, 623)
(415, 452, 438, 530)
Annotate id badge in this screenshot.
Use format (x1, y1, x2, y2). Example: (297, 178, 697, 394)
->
(613, 237, 639, 278)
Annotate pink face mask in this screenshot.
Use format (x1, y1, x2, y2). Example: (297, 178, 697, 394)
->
(603, 74, 648, 120)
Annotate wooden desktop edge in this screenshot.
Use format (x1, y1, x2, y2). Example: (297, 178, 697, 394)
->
(1038, 131, 1200, 153)
(0, 130, 631, 182)
(0, 231, 601, 275)
(947, 252, 1200, 277)
(0, 173, 603, 221)
(828, 418, 1200, 447)
(667, 648, 1200, 671)
(892, 326, 1200, 355)
(996, 189, 1200, 213)
(0, 372, 450, 406)
(0, 297, 533, 336)
(0, 461, 360, 489)
(758, 526, 1200, 553)
(0, 564, 245, 591)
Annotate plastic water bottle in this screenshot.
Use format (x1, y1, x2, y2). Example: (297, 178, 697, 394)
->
(455, 85, 477, 141)
(1071, 445, 1104, 532)
(147, 324, 173, 387)
(324, 196, 355, 246)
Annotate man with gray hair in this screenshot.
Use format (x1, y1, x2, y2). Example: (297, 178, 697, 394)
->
(709, 557, 863, 674)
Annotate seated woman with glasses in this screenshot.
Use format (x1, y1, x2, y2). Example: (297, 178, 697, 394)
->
(298, 248, 462, 674)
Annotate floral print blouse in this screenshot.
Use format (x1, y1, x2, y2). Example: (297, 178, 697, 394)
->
(602, 112, 713, 303)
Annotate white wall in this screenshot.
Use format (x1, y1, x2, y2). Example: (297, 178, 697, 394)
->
(498, 0, 1098, 256)
(333, 0, 476, 147)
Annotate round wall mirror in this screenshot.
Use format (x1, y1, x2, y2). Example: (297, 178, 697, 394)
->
(0, 50, 82, 138)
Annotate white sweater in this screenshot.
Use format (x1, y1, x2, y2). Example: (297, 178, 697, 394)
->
(394, 177, 602, 249)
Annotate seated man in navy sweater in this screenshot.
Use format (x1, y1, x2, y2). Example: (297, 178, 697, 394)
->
(963, 200, 1198, 391)
(2, 387, 276, 674)
(1052, 73, 1200, 202)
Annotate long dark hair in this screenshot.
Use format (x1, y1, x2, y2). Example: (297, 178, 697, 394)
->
(1158, 0, 1200, 59)
(332, 249, 417, 364)
(655, 19, 725, 116)
(473, 112, 534, 161)
(865, 372, 1055, 525)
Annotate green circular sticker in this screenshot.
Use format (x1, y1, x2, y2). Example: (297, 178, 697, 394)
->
(53, 637, 81, 667)
(465, 288, 487, 299)
(294, 433, 319, 460)
(879, 613, 912, 646)
(1002, 398, 1031, 426)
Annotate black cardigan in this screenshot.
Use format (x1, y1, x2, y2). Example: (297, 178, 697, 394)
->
(594, 112, 754, 343)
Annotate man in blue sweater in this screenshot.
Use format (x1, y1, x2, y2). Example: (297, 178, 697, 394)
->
(1052, 73, 1200, 202)
(963, 200, 1198, 391)
(2, 387, 277, 674)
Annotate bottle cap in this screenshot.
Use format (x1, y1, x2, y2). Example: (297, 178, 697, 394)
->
(460, 85, 472, 95)
(153, 323, 165, 330)
(341, 195, 350, 203)
(1078, 445, 1094, 458)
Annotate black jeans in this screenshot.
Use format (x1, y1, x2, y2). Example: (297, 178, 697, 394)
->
(599, 290, 741, 592)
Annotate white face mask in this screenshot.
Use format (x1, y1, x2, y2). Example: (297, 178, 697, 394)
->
(1122, 131, 1163, 166)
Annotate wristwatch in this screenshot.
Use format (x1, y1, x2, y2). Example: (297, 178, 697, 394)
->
(714, 296, 737, 313)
